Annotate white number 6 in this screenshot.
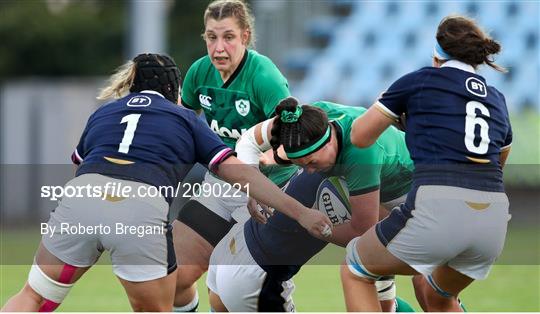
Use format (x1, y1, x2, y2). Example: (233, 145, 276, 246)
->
(464, 101, 490, 154)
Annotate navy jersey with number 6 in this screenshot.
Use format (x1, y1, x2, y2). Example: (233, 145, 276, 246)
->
(72, 90, 233, 203)
(375, 60, 512, 192)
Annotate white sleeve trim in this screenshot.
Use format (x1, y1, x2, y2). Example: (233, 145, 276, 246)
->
(501, 143, 512, 151)
(74, 149, 83, 162)
(209, 148, 233, 169)
(374, 101, 399, 119)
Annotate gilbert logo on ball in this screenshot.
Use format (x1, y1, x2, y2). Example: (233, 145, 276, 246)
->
(316, 176, 351, 225)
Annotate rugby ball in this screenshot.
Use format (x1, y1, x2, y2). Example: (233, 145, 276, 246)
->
(316, 176, 351, 225)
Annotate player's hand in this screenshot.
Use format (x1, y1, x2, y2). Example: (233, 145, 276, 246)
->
(247, 197, 273, 224)
(298, 208, 333, 238)
(259, 149, 277, 166)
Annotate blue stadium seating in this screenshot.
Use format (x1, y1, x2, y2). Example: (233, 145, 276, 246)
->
(290, 1, 539, 112)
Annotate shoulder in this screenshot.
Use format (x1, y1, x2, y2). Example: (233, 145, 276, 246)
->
(248, 50, 274, 66)
(384, 67, 434, 90)
(487, 85, 506, 102)
(90, 96, 125, 117)
(186, 55, 213, 76)
(248, 50, 286, 79)
(311, 101, 336, 117)
(403, 66, 436, 81)
(314, 101, 365, 120)
(386, 67, 450, 96)
(165, 100, 198, 118)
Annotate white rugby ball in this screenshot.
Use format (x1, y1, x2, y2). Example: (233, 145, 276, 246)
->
(316, 176, 351, 225)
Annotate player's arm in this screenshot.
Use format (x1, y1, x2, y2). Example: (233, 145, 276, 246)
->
(325, 190, 380, 246)
(71, 123, 88, 176)
(500, 146, 511, 168)
(500, 120, 512, 169)
(235, 118, 275, 165)
(179, 62, 203, 116)
(215, 156, 332, 237)
(179, 98, 203, 116)
(192, 113, 331, 237)
(353, 72, 414, 148)
(351, 105, 395, 148)
(71, 151, 82, 176)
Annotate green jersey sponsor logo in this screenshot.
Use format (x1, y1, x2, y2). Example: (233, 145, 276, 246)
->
(210, 119, 247, 140)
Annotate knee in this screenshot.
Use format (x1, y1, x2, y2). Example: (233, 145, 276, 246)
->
(412, 275, 428, 305)
(27, 263, 74, 310)
(417, 278, 457, 312)
(21, 283, 44, 304)
(343, 238, 383, 282)
(175, 265, 207, 290)
(423, 294, 457, 312)
(209, 291, 228, 312)
(130, 299, 172, 312)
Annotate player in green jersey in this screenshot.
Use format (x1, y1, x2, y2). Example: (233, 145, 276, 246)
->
(172, 1, 297, 311)
(237, 97, 415, 311)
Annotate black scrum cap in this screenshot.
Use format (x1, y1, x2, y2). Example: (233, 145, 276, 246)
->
(130, 53, 181, 103)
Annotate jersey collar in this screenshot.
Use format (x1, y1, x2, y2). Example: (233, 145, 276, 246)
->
(222, 49, 249, 89)
(140, 90, 165, 98)
(441, 60, 476, 74)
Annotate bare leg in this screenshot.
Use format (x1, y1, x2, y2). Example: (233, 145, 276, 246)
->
(172, 220, 213, 309)
(341, 226, 417, 312)
(118, 269, 177, 311)
(209, 290, 228, 312)
(341, 262, 381, 311)
(2, 243, 90, 312)
(380, 299, 395, 312)
(413, 266, 473, 312)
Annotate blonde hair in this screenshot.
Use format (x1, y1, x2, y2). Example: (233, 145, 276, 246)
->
(203, 0, 256, 48)
(97, 60, 137, 100)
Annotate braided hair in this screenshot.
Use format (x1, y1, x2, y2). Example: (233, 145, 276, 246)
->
(270, 97, 329, 159)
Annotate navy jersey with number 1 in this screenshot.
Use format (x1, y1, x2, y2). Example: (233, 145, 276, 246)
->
(375, 60, 512, 192)
(72, 90, 234, 204)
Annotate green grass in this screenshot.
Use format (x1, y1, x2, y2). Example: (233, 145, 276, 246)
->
(1, 264, 539, 311)
(504, 112, 540, 186)
(507, 112, 540, 165)
(1, 227, 539, 311)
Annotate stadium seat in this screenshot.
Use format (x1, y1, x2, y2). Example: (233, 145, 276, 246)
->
(288, 1, 539, 112)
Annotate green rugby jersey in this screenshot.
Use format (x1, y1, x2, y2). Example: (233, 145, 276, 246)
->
(182, 49, 297, 186)
(312, 101, 414, 202)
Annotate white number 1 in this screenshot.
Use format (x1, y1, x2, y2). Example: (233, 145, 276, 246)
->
(119, 114, 141, 154)
(464, 101, 490, 154)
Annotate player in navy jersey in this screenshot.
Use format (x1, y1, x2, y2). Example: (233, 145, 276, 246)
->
(341, 15, 512, 312)
(1, 54, 331, 312)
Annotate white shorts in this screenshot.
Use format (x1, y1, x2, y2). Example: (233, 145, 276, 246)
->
(378, 185, 509, 280)
(42, 174, 175, 282)
(193, 171, 250, 223)
(381, 194, 407, 211)
(207, 223, 295, 312)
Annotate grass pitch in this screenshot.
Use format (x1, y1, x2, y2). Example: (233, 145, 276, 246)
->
(1, 226, 538, 311)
